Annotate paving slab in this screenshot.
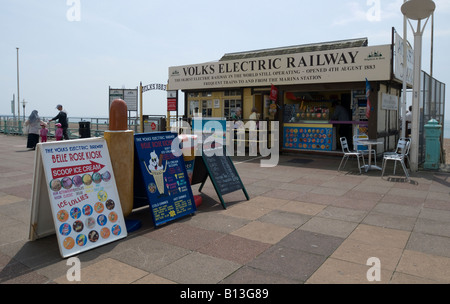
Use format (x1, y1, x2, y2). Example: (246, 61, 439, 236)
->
(1, 134, 450, 286)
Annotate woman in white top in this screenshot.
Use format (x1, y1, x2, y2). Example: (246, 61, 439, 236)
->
(24, 110, 46, 150)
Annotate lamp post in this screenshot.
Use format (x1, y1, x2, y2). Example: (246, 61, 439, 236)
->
(401, 0, 436, 172)
(16, 47, 20, 123)
(401, 0, 408, 140)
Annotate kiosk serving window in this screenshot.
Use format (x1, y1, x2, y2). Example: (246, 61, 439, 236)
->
(224, 90, 242, 119)
(224, 99, 242, 119)
(202, 100, 213, 117)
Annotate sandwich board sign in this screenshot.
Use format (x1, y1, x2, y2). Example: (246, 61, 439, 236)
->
(29, 138, 127, 258)
(191, 144, 249, 209)
(134, 132, 196, 227)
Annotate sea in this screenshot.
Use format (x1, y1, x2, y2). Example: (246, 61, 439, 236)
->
(2, 115, 450, 138)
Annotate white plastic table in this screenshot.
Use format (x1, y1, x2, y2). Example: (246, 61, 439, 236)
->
(355, 139, 382, 172)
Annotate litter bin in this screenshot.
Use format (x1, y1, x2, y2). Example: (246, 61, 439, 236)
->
(79, 121, 91, 138)
(424, 119, 442, 170)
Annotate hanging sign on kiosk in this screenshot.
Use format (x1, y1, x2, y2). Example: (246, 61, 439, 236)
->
(29, 138, 127, 258)
(134, 132, 196, 226)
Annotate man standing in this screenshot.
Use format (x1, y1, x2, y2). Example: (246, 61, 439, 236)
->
(332, 101, 351, 145)
(405, 105, 412, 137)
(49, 104, 69, 140)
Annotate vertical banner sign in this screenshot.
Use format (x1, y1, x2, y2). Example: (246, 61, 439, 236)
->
(34, 138, 127, 258)
(167, 90, 178, 111)
(134, 132, 196, 226)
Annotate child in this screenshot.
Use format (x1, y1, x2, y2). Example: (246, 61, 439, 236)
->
(40, 123, 48, 143)
(55, 123, 63, 141)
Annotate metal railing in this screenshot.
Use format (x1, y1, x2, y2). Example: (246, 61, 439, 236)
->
(0, 116, 167, 138)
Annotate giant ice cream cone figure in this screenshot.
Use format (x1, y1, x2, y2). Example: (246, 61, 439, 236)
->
(104, 99, 134, 217)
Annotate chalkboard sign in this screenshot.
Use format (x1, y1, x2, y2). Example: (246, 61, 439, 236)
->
(192, 145, 249, 209)
(134, 132, 196, 227)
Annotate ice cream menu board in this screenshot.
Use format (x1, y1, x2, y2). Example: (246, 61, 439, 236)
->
(283, 124, 334, 151)
(134, 132, 196, 227)
(35, 138, 127, 258)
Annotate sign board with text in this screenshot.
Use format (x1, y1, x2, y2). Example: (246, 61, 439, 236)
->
(381, 93, 399, 111)
(168, 45, 392, 90)
(134, 132, 196, 226)
(167, 90, 178, 112)
(109, 88, 138, 111)
(393, 32, 414, 87)
(29, 138, 127, 258)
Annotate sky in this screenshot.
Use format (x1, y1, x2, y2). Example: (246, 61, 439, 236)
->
(1, 0, 450, 120)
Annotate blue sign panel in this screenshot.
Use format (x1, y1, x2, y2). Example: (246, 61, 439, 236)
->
(134, 132, 196, 226)
(283, 125, 334, 151)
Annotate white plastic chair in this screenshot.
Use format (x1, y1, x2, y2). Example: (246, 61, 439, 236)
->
(381, 137, 410, 170)
(353, 134, 377, 166)
(381, 139, 410, 181)
(338, 137, 365, 174)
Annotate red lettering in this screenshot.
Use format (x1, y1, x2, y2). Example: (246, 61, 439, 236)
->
(141, 142, 151, 149)
(69, 152, 85, 161)
(85, 151, 102, 159)
(52, 154, 68, 163)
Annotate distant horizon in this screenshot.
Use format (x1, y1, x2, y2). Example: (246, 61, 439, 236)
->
(2, 113, 449, 139)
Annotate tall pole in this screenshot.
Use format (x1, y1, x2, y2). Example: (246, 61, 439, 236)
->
(409, 16, 431, 172)
(139, 81, 143, 133)
(12, 94, 15, 120)
(430, 12, 434, 78)
(16, 47, 20, 121)
(401, 0, 407, 139)
(410, 20, 422, 172)
(401, 0, 435, 172)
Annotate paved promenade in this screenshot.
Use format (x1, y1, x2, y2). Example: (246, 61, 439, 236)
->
(1, 133, 450, 286)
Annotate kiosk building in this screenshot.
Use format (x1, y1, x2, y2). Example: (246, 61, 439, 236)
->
(168, 36, 414, 155)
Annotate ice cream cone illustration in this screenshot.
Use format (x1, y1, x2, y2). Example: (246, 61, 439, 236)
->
(144, 151, 167, 196)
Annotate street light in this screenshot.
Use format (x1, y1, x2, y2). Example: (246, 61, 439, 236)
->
(401, 0, 436, 172)
(16, 47, 20, 122)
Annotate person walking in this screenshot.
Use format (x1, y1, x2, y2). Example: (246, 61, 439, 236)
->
(24, 110, 46, 150)
(40, 123, 49, 143)
(55, 123, 63, 141)
(49, 104, 69, 140)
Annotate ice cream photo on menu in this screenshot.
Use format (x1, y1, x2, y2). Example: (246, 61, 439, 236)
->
(144, 151, 167, 197)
